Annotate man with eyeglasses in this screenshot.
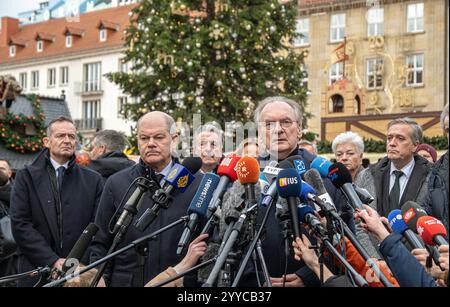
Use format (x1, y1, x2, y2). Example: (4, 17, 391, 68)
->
(10, 116, 104, 287)
(421, 103, 449, 235)
(232, 96, 347, 287)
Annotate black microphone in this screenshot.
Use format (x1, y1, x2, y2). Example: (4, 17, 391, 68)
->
(303, 168, 337, 213)
(298, 204, 327, 237)
(135, 157, 202, 232)
(177, 173, 220, 255)
(327, 162, 365, 212)
(260, 159, 292, 207)
(59, 223, 99, 278)
(388, 209, 426, 250)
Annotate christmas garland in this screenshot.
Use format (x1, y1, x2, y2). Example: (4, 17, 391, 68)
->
(0, 94, 46, 153)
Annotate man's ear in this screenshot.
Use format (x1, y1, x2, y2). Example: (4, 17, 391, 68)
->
(43, 137, 50, 148)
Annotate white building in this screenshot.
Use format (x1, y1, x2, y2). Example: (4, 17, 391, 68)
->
(0, 4, 137, 141)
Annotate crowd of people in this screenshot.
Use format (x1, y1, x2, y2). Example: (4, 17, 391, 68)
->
(0, 96, 448, 287)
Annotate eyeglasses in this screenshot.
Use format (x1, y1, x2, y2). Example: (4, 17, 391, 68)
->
(262, 119, 297, 130)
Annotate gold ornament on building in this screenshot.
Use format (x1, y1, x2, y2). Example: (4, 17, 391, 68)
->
(368, 35, 384, 50)
(171, 2, 189, 16)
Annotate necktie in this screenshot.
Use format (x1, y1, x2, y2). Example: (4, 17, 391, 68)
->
(57, 166, 65, 192)
(156, 173, 164, 186)
(389, 170, 404, 210)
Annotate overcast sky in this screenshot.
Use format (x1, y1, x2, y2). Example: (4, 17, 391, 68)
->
(0, 0, 42, 18)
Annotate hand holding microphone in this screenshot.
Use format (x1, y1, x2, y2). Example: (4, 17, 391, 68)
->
(355, 205, 391, 242)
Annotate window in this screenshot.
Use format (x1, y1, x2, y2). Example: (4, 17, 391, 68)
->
(31, 71, 39, 89)
(60, 66, 69, 86)
(330, 13, 345, 43)
(83, 62, 102, 92)
(66, 34, 72, 48)
(329, 62, 343, 85)
(119, 59, 129, 73)
(406, 54, 424, 86)
(9, 45, 16, 57)
(19, 73, 27, 90)
(407, 3, 424, 33)
(48, 68, 56, 87)
(82, 100, 101, 129)
(366, 58, 384, 89)
(99, 29, 107, 42)
(37, 40, 43, 52)
(293, 18, 309, 47)
(367, 8, 384, 36)
(118, 96, 127, 118)
(329, 94, 344, 113)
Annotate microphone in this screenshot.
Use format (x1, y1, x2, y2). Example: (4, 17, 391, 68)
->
(260, 159, 292, 207)
(303, 168, 337, 213)
(177, 173, 220, 255)
(297, 203, 327, 237)
(236, 157, 260, 206)
(310, 156, 333, 178)
(417, 216, 448, 246)
(327, 162, 365, 212)
(276, 168, 302, 239)
(205, 154, 240, 218)
(134, 157, 202, 232)
(59, 223, 99, 278)
(401, 201, 428, 232)
(388, 209, 425, 250)
(285, 155, 309, 178)
(197, 242, 220, 284)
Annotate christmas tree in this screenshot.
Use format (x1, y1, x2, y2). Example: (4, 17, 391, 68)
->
(109, 0, 308, 129)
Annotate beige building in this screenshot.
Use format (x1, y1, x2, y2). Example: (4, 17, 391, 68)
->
(294, 0, 448, 141)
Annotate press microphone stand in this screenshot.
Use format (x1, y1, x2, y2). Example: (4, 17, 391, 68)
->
(231, 199, 275, 287)
(43, 216, 189, 287)
(313, 197, 394, 287)
(202, 204, 258, 287)
(0, 266, 51, 287)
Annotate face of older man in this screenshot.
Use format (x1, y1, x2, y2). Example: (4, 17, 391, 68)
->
(0, 160, 12, 180)
(194, 131, 223, 172)
(137, 112, 178, 172)
(387, 124, 418, 168)
(335, 143, 362, 174)
(44, 121, 77, 164)
(259, 101, 301, 160)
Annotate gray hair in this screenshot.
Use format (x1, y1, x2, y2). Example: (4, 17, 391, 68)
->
(332, 131, 364, 154)
(92, 130, 128, 152)
(46, 116, 75, 137)
(236, 137, 259, 155)
(387, 117, 423, 144)
(194, 122, 224, 148)
(253, 96, 302, 124)
(441, 103, 449, 130)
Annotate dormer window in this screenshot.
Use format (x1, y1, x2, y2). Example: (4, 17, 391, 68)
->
(99, 29, 107, 42)
(37, 40, 43, 52)
(9, 45, 16, 57)
(66, 34, 72, 48)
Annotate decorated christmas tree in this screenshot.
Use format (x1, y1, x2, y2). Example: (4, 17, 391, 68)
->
(109, 0, 308, 129)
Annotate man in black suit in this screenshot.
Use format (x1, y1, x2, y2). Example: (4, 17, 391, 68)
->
(10, 116, 103, 287)
(90, 111, 203, 287)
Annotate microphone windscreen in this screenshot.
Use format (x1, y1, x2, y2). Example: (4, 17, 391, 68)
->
(299, 180, 316, 201)
(401, 201, 428, 232)
(327, 162, 353, 188)
(285, 155, 309, 176)
(276, 168, 302, 198)
(311, 156, 333, 178)
(188, 173, 220, 216)
(388, 209, 408, 234)
(220, 181, 245, 235)
(297, 204, 315, 223)
(197, 242, 220, 283)
(217, 154, 240, 182)
(182, 156, 203, 174)
(63, 223, 98, 272)
(236, 157, 260, 184)
(303, 168, 327, 195)
(417, 216, 447, 246)
(278, 159, 294, 169)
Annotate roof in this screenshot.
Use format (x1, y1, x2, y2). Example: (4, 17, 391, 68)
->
(0, 3, 137, 66)
(0, 95, 72, 170)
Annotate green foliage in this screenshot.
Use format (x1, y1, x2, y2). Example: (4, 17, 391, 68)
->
(108, 0, 309, 128)
(423, 135, 448, 151)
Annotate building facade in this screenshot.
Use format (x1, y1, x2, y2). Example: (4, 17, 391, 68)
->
(294, 0, 448, 141)
(0, 4, 137, 140)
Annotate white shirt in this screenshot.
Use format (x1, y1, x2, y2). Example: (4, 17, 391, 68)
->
(157, 160, 173, 186)
(389, 158, 415, 202)
(50, 158, 69, 178)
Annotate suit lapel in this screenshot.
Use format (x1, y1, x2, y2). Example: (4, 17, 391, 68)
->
(400, 157, 429, 206)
